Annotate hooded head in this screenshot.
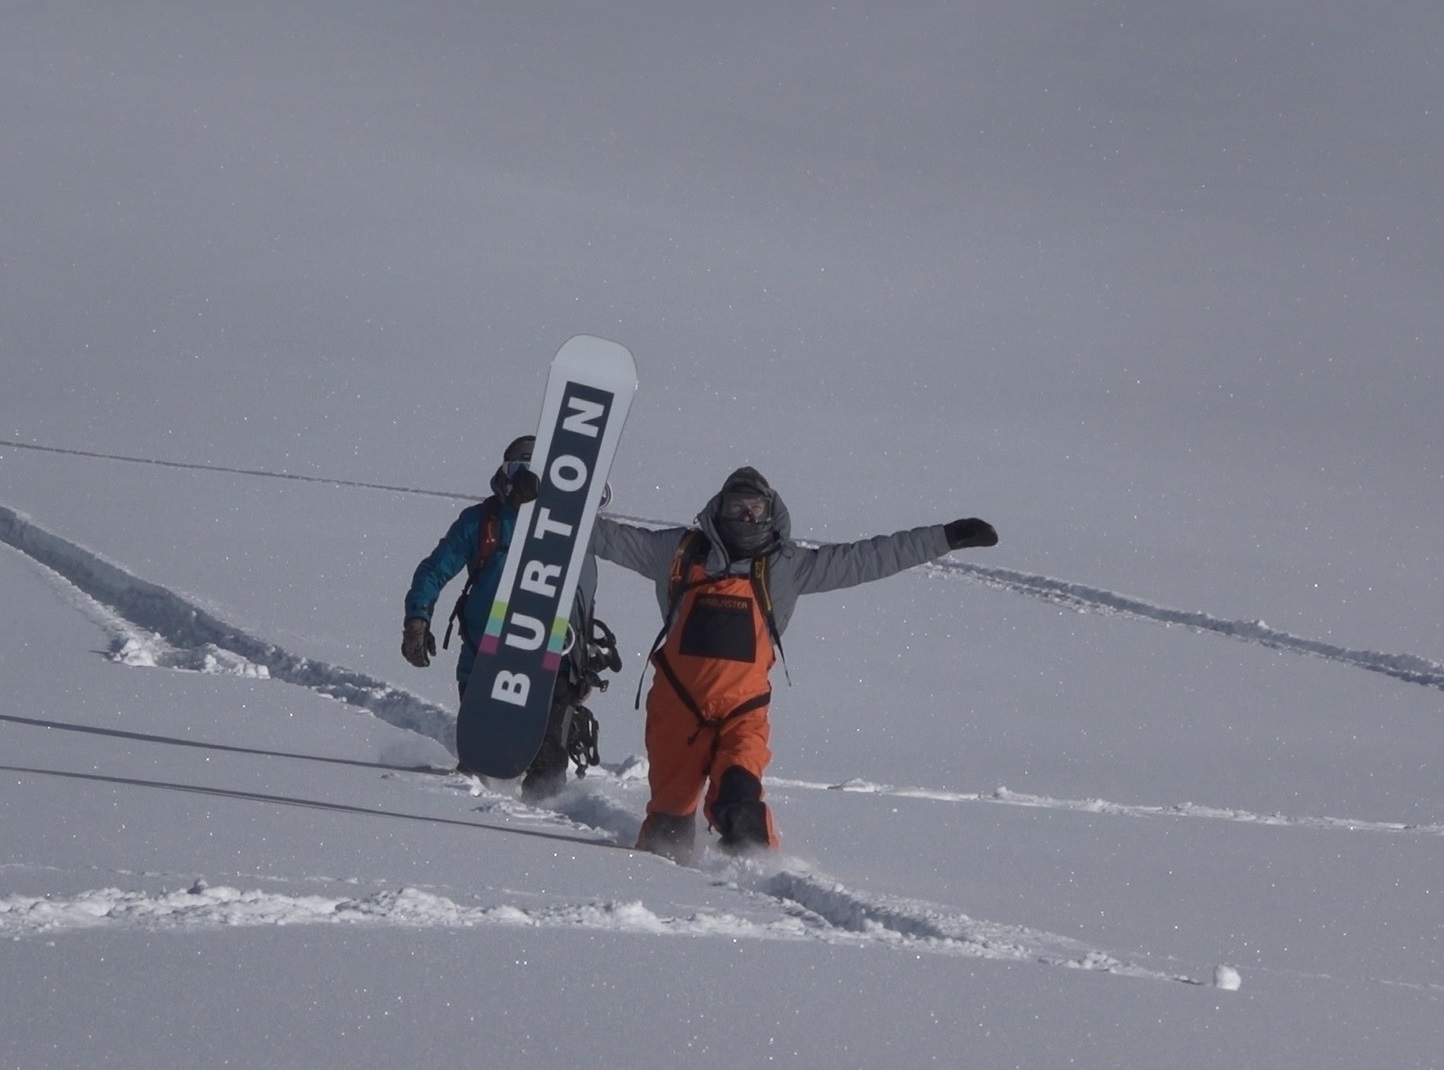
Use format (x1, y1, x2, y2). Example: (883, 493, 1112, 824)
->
(503, 435, 535, 464)
(490, 435, 535, 501)
(711, 466, 780, 559)
(490, 434, 613, 509)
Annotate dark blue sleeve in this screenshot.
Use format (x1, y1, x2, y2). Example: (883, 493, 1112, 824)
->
(404, 505, 481, 623)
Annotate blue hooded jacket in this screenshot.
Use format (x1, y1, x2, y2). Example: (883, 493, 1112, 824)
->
(405, 499, 516, 686)
(406, 494, 599, 689)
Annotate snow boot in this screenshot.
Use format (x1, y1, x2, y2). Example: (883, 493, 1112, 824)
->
(712, 766, 774, 854)
(637, 811, 697, 865)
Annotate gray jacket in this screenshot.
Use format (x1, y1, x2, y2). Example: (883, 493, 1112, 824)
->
(590, 484, 953, 635)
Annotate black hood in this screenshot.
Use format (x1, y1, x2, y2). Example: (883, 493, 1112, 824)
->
(489, 434, 535, 502)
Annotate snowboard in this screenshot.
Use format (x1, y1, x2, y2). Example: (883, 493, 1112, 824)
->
(455, 335, 637, 777)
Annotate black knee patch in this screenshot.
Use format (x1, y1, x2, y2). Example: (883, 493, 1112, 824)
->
(715, 765, 763, 805)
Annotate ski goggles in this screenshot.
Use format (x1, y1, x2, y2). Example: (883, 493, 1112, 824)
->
(719, 491, 771, 524)
(508, 460, 613, 509)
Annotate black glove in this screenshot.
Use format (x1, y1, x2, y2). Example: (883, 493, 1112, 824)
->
(506, 467, 540, 509)
(402, 618, 436, 667)
(944, 518, 998, 550)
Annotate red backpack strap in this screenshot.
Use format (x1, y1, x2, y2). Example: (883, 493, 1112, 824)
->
(476, 498, 500, 570)
(666, 530, 703, 605)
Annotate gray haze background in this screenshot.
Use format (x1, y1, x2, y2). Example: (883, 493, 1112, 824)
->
(3, 3, 1442, 1067)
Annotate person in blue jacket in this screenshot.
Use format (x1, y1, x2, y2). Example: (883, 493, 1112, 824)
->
(402, 435, 618, 799)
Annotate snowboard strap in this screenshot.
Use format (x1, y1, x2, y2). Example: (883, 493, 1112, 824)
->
(551, 621, 619, 779)
(563, 616, 622, 703)
(566, 704, 602, 776)
(442, 497, 501, 650)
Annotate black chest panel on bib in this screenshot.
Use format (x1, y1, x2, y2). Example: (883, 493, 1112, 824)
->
(678, 593, 758, 663)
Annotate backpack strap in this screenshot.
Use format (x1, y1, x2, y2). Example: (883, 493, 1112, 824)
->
(750, 553, 789, 685)
(634, 531, 789, 707)
(667, 530, 705, 604)
(634, 531, 709, 707)
(442, 498, 501, 650)
(652, 651, 772, 740)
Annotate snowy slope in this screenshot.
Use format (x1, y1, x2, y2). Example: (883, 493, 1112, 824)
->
(5, 477, 1442, 1066)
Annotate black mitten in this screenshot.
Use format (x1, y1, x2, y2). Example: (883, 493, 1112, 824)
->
(944, 518, 998, 549)
(402, 618, 436, 667)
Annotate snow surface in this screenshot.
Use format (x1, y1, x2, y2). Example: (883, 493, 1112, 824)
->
(3, 3, 1442, 1067)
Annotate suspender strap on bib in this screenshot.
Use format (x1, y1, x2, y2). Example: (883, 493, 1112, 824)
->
(652, 650, 772, 746)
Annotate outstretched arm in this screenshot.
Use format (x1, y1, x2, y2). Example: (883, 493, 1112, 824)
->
(591, 515, 689, 583)
(789, 518, 997, 596)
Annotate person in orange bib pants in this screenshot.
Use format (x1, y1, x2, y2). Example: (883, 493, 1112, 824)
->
(592, 467, 999, 863)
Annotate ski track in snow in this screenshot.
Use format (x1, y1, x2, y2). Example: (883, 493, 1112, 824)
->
(0, 866, 1212, 988)
(919, 558, 1444, 692)
(0, 504, 458, 754)
(7, 496, 1441, 989)
(4, 502, 1436, 841)
(0, 878, 807, 945)
(773, 778, 1444, 838)
(611, 510, 1444, 692)
(0, 768, 1218, 988)
(3, 438, 1440, 691)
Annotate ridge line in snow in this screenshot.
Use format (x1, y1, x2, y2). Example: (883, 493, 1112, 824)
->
(4, 444, 1439, 693)
(530, 781, 1219, 986)
(920, 558, 1444, 692)
(5, 761, 1198, 982)
(596, 516, 1444, 692)
(764, 777, 1444, 838)
(0, 504, 457, 752)
(5, 494, 1433, 843)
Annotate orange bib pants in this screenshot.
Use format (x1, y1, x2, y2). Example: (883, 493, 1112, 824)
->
(636, 563, 781, 856)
